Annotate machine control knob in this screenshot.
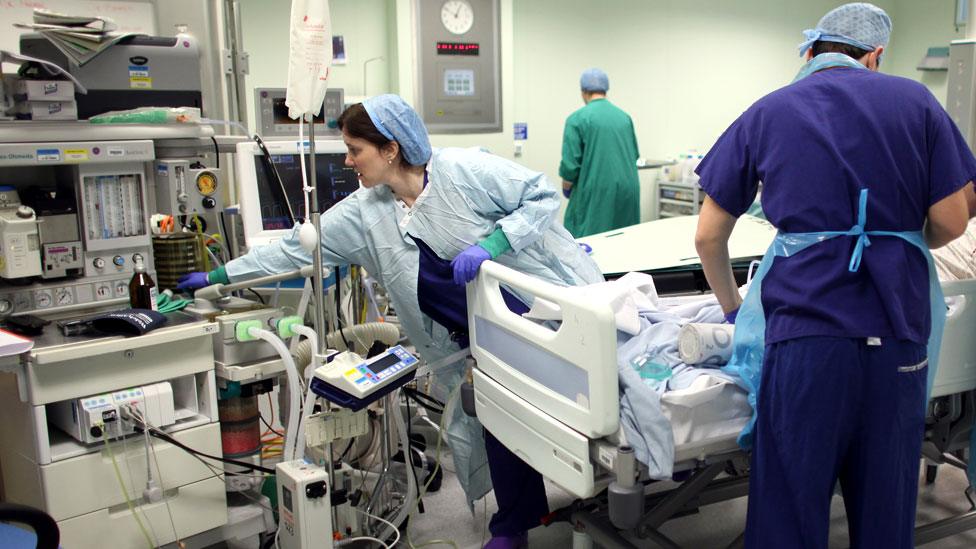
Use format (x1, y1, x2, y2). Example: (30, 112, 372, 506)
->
(90, 425, 103, 438)
(15, 205, 34, 219)
(0, 299, 11, 315)
(113, 255, 125, 267)
(93, 257, 106, 269)
(202, 197, 216, 209)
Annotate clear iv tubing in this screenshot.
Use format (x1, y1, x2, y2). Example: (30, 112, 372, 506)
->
(248, 327, 302, 462)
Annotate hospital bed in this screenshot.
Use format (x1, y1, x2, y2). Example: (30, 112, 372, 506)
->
(466, 257, 976, 548)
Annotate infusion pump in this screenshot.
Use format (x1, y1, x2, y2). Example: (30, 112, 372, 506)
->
(311, 345, 419, 410)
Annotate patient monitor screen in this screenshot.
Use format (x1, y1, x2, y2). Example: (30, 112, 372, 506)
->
(253, 153, 359, 231)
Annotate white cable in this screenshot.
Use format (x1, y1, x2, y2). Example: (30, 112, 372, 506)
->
(339, 536, 391, 548)
(353, 508, 400, 548)
(249, 327, 302, 462)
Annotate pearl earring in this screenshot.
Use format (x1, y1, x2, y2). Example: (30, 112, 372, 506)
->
(388, 159, 393, 165)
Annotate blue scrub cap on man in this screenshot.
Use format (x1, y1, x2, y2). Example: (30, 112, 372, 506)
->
(362, 94, 432, 166)
(580, 68, 609, 93)
(798, 2, 891, 57)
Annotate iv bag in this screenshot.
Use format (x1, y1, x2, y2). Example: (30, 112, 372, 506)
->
(285, 0, 333, 120)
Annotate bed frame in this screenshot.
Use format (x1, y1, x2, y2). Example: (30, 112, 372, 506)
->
(467, 262, 976, 549)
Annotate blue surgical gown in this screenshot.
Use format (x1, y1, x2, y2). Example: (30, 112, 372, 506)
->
(224, 147, 604, 503)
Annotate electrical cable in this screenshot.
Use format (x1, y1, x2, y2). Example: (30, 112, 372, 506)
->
(352, 509, 399, 549)
(104, 437, 156, 548)
(338, 437, 356, 462)
(260, 409, 285, 437)
(254, 134, 296, 224)
(124, 407, 274, 499)
(248, 288, 268, 304)
(402, 386, 445, 415)
(209, 135, 220, 170)
(145, 427, 276, 474)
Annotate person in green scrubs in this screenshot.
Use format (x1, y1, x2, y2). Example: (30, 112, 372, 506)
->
(560, 67, 641, 237)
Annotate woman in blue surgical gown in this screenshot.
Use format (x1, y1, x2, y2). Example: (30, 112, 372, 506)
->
(180, 94, 603, 548)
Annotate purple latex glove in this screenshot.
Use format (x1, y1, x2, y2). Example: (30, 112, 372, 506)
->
(724, 307, 739, 325)
(451, 244, 492, 285)
(177, 272, 210, 291)
(563, 186, 572, 199)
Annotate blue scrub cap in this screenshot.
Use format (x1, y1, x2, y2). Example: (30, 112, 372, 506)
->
(798, 3, 891, 57)
(361, 94, 432, 166)
(580, 68, 609, 93)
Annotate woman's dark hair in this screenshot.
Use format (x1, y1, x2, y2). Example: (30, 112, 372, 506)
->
(337, 103, 410, 167)
(811, 40, 873, 62)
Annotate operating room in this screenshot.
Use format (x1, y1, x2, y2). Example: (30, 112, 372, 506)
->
(3, 0, 976, 548)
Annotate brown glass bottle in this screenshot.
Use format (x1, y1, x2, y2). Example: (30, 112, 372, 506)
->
(129, 255, 159, 311)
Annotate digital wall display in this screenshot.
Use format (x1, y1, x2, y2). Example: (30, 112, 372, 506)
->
(436, 42, 480, 56)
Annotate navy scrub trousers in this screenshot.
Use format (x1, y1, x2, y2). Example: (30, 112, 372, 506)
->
(744, 336, 928, 549)
(414, 237, 550, 536)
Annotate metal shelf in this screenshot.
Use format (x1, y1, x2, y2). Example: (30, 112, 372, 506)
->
(0, 121, 215, 143)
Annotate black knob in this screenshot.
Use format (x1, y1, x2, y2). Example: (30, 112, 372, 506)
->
(90, 425, 103, 438)
(202, 197, 217, 209)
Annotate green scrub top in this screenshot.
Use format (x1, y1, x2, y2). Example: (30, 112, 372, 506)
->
(559, 98, 640, 237)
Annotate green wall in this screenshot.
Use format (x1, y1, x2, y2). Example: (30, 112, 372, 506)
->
(238, 0, 967, 219)
(238, 0, 395, 132)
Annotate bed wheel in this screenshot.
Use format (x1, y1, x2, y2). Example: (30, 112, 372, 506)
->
(925, 464, 938, 484)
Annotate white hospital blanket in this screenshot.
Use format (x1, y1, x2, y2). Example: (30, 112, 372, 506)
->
(608, 287, 747, 478)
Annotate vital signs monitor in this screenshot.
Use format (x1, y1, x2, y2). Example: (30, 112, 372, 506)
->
(236, 140, 360, 248)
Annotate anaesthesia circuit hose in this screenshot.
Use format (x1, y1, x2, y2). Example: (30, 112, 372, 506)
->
(290, 323, 320, 459)
(248, 327, 302, 462)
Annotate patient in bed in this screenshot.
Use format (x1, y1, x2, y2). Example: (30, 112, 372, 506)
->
(933, 218, 976, 281)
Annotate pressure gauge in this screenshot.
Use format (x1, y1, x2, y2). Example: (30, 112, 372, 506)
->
(196, 171, 218, 196)
(441, 0, 474, 35)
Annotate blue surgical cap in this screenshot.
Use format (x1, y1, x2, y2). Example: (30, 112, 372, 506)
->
(798, 2, 891, 57)
(361, 94, 431, 166)
(580, 68, 609, 93)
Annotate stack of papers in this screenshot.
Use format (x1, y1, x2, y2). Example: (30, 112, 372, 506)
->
(14, 9, 137, 66)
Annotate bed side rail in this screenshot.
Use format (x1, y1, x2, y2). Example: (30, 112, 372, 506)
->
(467, 261, 620, 438)
(934, 279, 976, 398)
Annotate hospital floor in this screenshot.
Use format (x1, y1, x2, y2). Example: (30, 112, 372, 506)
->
(407, 452, 976, 548)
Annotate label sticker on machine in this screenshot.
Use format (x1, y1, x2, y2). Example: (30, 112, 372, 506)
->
(107, 147, 125, 157)
(36, 149, 61, 162)
(64, 149, 88, 162)
(129, 66, 152, 89)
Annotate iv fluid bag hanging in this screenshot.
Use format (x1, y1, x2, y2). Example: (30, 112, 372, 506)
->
(285, 0, 333, 120)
